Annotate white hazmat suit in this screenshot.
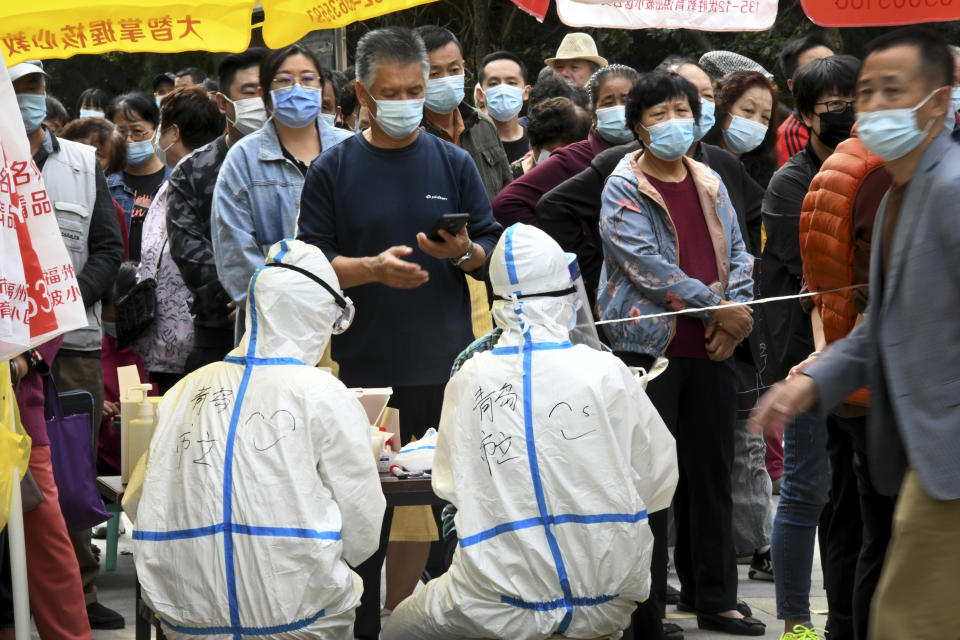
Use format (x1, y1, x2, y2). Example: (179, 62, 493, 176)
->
(382, 224, 678, 640)
(128, 239, 385, 639)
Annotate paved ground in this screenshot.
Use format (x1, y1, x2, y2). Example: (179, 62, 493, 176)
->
(69, 507, 827, 640)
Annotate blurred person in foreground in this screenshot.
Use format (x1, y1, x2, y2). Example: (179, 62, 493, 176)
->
(750, 27, 960, 640)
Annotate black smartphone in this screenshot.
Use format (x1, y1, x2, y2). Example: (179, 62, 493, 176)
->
(427, 213, 470, 242)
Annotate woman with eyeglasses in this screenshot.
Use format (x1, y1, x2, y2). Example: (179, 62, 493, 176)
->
(212, 44, 352, 319)
(701, 71, 780, 189)
(106, 92, 172, 261)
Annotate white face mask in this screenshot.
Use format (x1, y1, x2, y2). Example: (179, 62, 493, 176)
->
(153, 128, 176, 168)
(225, 96, 268, 136)
(535, 148, 551, 165)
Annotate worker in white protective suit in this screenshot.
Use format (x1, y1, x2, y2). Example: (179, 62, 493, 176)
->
(382, 224, 679, 640)
(124, 239, 385, 639)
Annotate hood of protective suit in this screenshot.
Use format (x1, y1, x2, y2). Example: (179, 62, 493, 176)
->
(489, 224, 578, 346)
(231, 239, 341, 366)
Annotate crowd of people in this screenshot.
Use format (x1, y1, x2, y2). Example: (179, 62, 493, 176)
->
(5, 19, 960, 640)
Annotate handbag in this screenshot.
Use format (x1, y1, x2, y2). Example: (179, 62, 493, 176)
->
(20, 468, 44, 512)
(114, 238, 167, 350)
(43, 376, 110, 532)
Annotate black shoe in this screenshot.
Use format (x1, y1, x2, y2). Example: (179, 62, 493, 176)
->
(663, 621, 684, 640)
(696, 612, 766, 636)
(676, 599, 752, 618)
(665, 583, 681, 605)
(87, 602, 125, 629)
(748, 549, 774, 582)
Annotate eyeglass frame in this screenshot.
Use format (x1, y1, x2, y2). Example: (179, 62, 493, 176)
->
(270, 72, 321, 89)
(813, 100, 856, 114)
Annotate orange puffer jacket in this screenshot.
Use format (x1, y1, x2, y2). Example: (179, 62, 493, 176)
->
(799, 136, 885, 407)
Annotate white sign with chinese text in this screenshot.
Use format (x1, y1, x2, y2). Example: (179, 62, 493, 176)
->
(558, 0, 777, 31)
(0, 50, 88, 359)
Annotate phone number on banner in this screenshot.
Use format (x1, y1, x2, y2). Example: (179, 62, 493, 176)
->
(598, 0, 761, 13)
(306, 0, 385, 23)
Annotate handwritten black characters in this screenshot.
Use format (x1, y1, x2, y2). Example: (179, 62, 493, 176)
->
(480, 431, 521, 476)
(473, 383, 519, 422)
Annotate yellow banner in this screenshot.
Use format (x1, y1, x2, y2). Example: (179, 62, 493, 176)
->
(1, 1, 256, 67)
(260, 0, 438, 48)
(0, 363, 31, 531)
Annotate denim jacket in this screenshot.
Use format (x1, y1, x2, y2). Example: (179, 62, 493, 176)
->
(106, 166, 172, 226)
(598, 151, 754, 357)
(212, 119, 352, 304)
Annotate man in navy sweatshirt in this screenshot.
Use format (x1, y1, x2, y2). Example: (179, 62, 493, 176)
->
(296, 26, 502, 639)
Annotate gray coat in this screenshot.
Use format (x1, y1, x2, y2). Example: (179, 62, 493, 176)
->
(805, 128, 960, 500)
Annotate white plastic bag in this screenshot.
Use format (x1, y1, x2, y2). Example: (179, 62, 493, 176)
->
(393, 427, 438, 473)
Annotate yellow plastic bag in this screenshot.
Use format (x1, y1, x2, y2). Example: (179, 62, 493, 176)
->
(0, 361, 33, 530)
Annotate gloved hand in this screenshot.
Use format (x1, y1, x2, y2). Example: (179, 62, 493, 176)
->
(441, 503, 458, 540)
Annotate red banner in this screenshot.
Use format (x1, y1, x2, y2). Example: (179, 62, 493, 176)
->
(510, 0, 551, 21)
(801, 0, 960, 26)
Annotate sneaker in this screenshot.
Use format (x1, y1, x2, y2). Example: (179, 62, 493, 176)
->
(92, 523, 125, 538)
(87, 601, 125, 629)
(749, 548, 774, 581)
(780, 624, 826, 639)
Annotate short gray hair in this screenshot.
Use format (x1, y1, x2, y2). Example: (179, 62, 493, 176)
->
(356, 27, 429, 90)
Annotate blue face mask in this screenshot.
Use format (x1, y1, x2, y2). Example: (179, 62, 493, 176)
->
(483, 84, 524, 122)
(127, 139, 155, 166)
(856, 89, 940, 161)
(374, 98, 425, 139)
(270, 84, 322, 128)
(642, 118, 695, 161)
(425, 74, 465, 114)
(17, 93, 47, 133)
(693, 98, 716, 141)
(595, 105, 635, 144)
(722, 114, 768, 154)
(79, 108, 104, 119)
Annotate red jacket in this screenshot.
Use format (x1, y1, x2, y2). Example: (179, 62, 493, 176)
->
(776, 113, 808, 167)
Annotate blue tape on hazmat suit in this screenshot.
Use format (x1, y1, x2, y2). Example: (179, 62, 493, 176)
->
(383, 224, 678, 640)
(129, 240, 385, 639)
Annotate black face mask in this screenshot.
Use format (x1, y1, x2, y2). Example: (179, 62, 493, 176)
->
(817, 105, 855, 149)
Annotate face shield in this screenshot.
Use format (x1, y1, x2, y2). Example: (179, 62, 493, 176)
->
(264, 261, 355, 335)
(566, 254, 602, 350)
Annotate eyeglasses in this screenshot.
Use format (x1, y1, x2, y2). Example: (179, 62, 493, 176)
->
(118, 127, 154, 142)
(814, 100, 855, 114)
(272, 72, 319, 88)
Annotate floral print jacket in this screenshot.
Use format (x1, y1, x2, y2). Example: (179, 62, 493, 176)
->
(598, 151, 754, 357)
(134, 180, 195, 374)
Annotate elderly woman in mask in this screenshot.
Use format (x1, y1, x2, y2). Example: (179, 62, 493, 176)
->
(598, 70, 763, 637)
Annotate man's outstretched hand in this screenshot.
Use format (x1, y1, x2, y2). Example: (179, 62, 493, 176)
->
(747, 374, 819, 436)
